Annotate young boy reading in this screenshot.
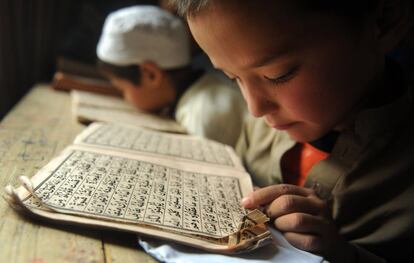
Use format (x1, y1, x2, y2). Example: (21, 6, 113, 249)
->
(169, 0, 414, 262)
(96, 5, 247, 147)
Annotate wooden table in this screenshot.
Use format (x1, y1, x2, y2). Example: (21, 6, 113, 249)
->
(0, 85, 157, 263)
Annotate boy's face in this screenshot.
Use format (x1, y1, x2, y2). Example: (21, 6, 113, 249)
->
(188, 1, 381, 142)
(109, 76, 147, 108)
(109, 74, 174, 112)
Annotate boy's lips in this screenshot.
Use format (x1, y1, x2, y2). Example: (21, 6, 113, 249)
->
(265, 118, 296, 130)
(272, 123, 295, 130)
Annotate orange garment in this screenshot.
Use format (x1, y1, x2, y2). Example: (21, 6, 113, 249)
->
(281, 143, 329, 186)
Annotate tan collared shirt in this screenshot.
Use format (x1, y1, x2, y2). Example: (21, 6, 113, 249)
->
(175, 73, 247, 147)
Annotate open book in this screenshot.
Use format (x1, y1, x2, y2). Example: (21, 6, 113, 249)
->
(4, 122, 272, 253)
(51, 57, 122, 97)
(71, 90, 187, 134)
(52, 72, 122, 97)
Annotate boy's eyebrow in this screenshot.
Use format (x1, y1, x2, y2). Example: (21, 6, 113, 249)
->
(213, 44, 295, 72)
(245, 45, 294, 69)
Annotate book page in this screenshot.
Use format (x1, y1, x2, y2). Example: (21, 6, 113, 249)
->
(74, 105, 186, 133)
(71, 91, 186, 134)
(74, 123, 244, 170)
(72, 90, 136, 111)
(18, 146, 253, 240)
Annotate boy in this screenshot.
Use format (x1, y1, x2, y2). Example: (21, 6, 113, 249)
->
(96, 5, 247, 146)
(169, 0, 414, 262)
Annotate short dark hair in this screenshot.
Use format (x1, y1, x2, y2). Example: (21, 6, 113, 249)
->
(97, 59, 141, 84)
(168, 0, 209, 17)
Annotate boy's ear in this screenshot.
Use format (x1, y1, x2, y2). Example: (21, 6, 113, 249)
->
(376, 0, 413, 53)
(139, 61, 166, 88)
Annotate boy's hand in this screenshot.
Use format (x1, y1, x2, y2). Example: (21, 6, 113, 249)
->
(241, 184, 356, 263)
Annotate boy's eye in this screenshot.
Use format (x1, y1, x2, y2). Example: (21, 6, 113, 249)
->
(264, 66, 299, 85)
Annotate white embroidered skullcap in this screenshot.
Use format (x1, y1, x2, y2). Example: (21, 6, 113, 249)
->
(97, 5, 190, 69)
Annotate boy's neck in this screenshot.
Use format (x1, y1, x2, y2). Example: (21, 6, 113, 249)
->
(163, 68, 203, 117)
(170, 68, 204, 96)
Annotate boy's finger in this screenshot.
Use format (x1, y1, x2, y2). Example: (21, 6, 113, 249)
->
(283, 231, 323, 253)
(241, 184, 314, 208)
(273, 213, 328, 235)
(265, 194, 326, 218)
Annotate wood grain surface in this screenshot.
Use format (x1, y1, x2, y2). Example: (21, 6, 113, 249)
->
(0, 85, 157, 263)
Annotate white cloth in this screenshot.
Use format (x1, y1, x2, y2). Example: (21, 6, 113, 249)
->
(97, 5, 190, 68)
(175, 73, 248, 147)
(138, 227, 327, 263)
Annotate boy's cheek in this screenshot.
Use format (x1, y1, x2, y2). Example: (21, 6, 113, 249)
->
(124, 89, 143, 107)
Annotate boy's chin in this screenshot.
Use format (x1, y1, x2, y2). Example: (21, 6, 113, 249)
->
(286, 133, 310, 143)
(265, 121, 328, 142)
(284, 128, 326, 143)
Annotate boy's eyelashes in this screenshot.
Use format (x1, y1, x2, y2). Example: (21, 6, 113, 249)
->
(264, 65, 300, 86)
(226, 65, 300, 86)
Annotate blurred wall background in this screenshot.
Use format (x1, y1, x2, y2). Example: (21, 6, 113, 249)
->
(0, 0, 157, 120)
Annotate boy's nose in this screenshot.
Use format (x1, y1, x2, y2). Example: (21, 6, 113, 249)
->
(241, 82, 277, 118)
